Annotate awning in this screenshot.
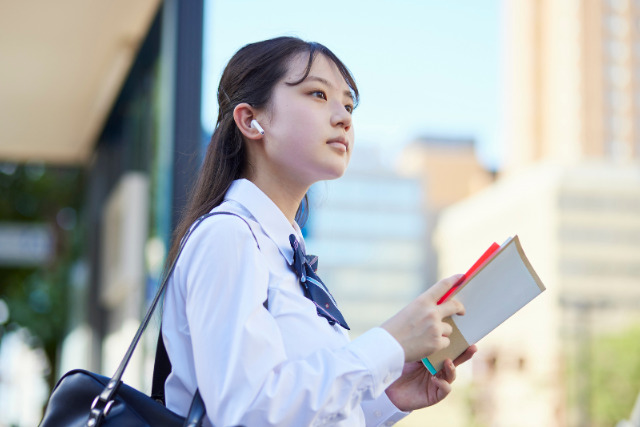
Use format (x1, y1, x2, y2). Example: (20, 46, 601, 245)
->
(0, 0, 160, 165)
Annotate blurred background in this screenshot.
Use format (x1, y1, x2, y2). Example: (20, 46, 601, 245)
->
(1, 0, 639, 426)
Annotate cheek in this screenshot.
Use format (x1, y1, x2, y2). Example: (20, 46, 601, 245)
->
(277, 110, 319, 151)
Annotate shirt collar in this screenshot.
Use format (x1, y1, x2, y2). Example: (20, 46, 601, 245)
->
(224, 179, 303, 265)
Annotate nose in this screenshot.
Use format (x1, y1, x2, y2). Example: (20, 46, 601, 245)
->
(330, 101, 352, 131)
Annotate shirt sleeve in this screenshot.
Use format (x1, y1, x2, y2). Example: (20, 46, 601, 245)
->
(177, 216, 406, 426)
(360, 392, 411, 426)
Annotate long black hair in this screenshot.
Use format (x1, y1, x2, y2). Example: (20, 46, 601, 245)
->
(167, 37, 359, 265)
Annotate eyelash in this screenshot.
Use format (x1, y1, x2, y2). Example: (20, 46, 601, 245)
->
(309, 90, 354, 114)
(310, 90, 327, 100)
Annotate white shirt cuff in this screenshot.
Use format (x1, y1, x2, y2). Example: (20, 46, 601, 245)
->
(361, 393, 411, 426)
(348, 327, 405, 397)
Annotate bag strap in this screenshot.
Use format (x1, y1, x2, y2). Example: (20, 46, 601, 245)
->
(151, 332, 172, 404)
(151, 211, 263, 405)
(89, 212, 253, 426)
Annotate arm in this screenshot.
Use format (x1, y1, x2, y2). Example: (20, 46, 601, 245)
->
(181, 218, 405, 426)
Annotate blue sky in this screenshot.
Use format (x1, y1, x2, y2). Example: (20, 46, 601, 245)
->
(201, 0, 503, 169)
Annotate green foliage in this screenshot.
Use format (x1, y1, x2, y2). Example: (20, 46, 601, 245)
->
(590, 324, 640, 426)
(0, 163, 84, 389)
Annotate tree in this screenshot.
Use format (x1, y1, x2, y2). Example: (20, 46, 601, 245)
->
(0, 162, 84, 391)
(590, 324, 640, 426)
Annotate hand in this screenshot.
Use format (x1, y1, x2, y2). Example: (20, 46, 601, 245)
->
(381, 274, 466, 362)
(385, 345, 477, 412)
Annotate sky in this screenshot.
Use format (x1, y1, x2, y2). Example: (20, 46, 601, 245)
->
(201, 0, 503, 169)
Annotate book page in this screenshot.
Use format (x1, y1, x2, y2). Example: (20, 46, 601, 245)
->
(451, 237, 545, 345)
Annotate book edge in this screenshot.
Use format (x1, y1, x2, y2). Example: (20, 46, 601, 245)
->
(512, 235, 546, 292)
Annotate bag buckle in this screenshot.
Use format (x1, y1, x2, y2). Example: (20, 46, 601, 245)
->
(87, 396, 115, 426)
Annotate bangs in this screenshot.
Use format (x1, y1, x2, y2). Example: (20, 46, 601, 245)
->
(286, 42, 360, 108)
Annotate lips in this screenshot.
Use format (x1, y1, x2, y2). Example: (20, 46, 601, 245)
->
(327, 137, 348, 152)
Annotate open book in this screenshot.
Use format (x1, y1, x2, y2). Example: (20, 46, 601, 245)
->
(422, 235, 546, 374)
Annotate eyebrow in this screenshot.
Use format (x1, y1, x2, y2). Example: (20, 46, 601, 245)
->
(305, 75, 354, 102)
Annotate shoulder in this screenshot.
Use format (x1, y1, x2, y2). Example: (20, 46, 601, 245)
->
(185, 211, 260, 254)
(173, 210, 269, 291)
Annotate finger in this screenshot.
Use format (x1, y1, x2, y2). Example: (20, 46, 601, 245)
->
(452, 345, 478, 367)
(441, 322, 453, 337)
(440, 359, 456, 384)
(433, 376, 452, 396)
(425, 274, 464, 303)
(438, 298, 465, 318)
(434, 336, 450, 353)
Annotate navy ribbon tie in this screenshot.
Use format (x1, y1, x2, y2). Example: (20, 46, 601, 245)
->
(289, 234, 350, 330)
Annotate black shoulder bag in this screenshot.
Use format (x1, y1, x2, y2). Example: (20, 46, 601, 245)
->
(39, 212, 250, 427)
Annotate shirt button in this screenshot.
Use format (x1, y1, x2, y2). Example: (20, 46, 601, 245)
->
(384, 374, 392, 383)
(374, 410, 382, 418)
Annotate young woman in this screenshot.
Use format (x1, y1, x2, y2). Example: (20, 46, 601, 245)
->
(161, 36, 476, 427)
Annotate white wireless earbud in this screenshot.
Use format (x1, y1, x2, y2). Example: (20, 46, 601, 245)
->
(251, 119, 265, 135)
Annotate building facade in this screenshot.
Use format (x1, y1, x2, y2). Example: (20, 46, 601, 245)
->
(433, 0, 640, 425)
(304, 145, 427, 338)
(503, 0, 640, 170)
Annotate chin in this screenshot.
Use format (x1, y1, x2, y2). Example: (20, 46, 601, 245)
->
(307, 159, 350, 183)
(324, 165, 349, 180)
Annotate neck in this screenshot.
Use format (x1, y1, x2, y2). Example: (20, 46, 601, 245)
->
(246, 174, 309, 225)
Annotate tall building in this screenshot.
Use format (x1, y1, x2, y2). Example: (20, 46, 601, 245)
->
(431, 1, 640, 426)
(309, 139, 493, 426)
(398, 136, 494, 286)
(503, 0, 640, 170)
(304, 145, 426, 337)
(400, 136, 495, 211)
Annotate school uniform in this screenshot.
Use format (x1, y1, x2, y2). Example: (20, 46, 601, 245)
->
(162, 178, 409, 426)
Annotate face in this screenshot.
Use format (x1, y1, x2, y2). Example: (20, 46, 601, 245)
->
(256, 53, 355, 189)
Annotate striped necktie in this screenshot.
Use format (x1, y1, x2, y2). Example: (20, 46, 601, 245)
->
(289, 235, 350, 330)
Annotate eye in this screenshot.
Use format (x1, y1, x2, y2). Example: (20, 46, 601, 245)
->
(310, 90, 327, 100)
(345, 104, 354, 114)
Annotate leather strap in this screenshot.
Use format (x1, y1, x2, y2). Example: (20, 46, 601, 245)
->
(184, 390, 207, 427)
(151, 332, 171, 405)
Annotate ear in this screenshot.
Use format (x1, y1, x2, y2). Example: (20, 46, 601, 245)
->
(233, 103, 263, 140)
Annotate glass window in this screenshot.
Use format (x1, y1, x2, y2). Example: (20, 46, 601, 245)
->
(311, 208, 425, 239)
(607, 0, 628, 12)
(608, 64, 631, 87)
(308, 238, 425, 269)
(607, 40, 629, 62)
(607, 15, 630, 36)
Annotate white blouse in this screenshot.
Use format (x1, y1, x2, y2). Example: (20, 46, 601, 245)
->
(162, 179, 408, 426)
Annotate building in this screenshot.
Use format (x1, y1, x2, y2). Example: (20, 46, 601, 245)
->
(306, 140, 494, 427)
(304, 145, 426, 337)
(432, 1, 640, 425)
(398, 136, 495, 286)
(503, 0, 640, 170)
(0, 1, 206, 410)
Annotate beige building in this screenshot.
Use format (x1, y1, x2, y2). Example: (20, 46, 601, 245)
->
(429, 1, 640, 426)
(400, 136, 495, 212)
(398, 136, 495, 287)
(306, 142, 492, 426)
(392, 138, 495, 426)
(435, 161, 640, 427)
(503, 0, 640, 169)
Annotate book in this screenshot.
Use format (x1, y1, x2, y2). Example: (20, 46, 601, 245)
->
(422, 235, 546, 374)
